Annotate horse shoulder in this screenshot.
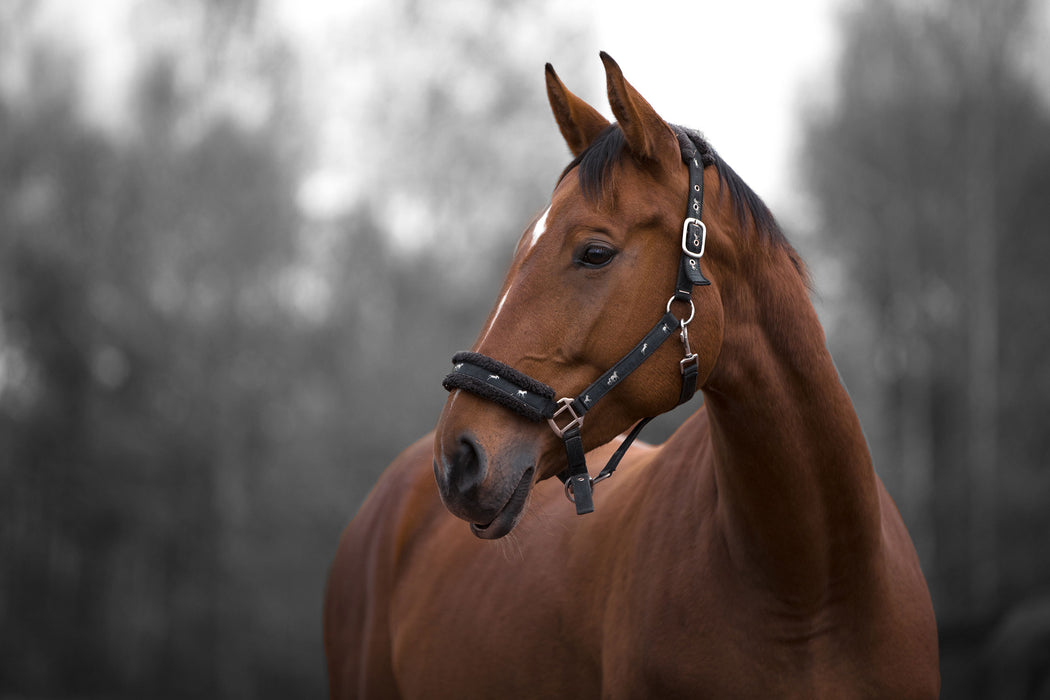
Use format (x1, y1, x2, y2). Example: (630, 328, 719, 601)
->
(323, 432, 440, 700)
(599, 414, 939, 698)
(731, 477, 941, 698)
(791, 477, 939, 697)
(860, 478, 941, 697)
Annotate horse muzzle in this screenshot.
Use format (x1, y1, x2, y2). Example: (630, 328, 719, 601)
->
(434, 431, 537, 540)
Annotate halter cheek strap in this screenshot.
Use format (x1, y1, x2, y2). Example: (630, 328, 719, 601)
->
(442, 127, 711, 516)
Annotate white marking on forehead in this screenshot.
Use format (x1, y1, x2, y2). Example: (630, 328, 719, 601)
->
(478, 205, 549, 346)
(527, 205, 552, 251)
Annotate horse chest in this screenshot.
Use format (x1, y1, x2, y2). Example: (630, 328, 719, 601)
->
(388, 498, 765, 697)
(390, 560, 845, 699)
(339, 443, 932, 699)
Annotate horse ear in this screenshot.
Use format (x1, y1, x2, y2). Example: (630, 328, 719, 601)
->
(600, 52, 679, 165)
(546, 63, 610, 157)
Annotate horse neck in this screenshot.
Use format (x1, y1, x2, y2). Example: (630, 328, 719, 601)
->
(700, 243, 882, 604)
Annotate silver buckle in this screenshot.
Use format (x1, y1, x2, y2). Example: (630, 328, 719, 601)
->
(547, 397, 584, 438)
(681, 218, 707, 258)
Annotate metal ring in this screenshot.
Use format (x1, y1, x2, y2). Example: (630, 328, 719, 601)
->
(666, 295, 695, 326)
(564, 474, 591, 503)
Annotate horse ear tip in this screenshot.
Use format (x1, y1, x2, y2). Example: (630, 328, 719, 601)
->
(544, 63, 561, 92)
(599, 51, 616, 67)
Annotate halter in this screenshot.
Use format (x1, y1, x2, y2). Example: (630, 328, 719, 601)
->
(442, 128, 711, 515)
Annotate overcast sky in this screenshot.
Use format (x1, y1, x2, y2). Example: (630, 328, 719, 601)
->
(593, 0, 845, 214)
(276, 0, 848, 223)
(22, 0, 1050, 227)
(27, 0, 852, 226)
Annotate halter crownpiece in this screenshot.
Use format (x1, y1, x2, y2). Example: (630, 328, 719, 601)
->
(442, 126, 711, 515)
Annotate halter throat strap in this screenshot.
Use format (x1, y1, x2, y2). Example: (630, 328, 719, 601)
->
(442, 128, 710, 515)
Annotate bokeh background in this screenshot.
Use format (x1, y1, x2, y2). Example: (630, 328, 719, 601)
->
(2, 0, 1049, 697)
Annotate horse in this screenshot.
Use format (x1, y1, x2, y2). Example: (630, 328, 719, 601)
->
(324, 52, 939, 698)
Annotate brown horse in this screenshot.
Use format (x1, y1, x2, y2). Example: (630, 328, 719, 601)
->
(324, 53, 939, 698)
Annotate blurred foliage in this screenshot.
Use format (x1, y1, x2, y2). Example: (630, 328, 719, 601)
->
(0, 0, 586, 697)
(802, 0, 1050, 696)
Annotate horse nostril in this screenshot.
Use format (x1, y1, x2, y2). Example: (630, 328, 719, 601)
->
(450, 435, 486, 499)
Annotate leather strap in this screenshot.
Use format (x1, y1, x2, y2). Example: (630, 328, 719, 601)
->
(568, 310, 683, 419)
(677, 130, 711, 293)
(679, 358, 699, 405)
(560, 426, 594, 514)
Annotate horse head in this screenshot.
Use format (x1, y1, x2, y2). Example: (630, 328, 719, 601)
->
(434, 53, 729, 539)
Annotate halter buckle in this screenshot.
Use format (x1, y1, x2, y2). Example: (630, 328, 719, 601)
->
(547, 397, 584, 439)
(682, 218, 707, 258)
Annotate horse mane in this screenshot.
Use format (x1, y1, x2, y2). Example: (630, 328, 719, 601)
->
(558, 123, 792, 257)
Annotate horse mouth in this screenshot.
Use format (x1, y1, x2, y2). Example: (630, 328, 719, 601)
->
(470, 467, 534, 540)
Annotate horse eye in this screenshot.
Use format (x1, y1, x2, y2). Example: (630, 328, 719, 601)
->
(578, 244, 617, 268)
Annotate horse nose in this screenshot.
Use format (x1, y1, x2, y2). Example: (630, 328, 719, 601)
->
(443, 434, 487, 502)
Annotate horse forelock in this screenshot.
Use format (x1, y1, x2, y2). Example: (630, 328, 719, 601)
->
(555, 123, 800, 280)
(557, 124, 625, 200)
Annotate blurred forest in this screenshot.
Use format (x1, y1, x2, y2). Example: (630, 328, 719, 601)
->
(0, 0, 578, 697)
(802, 0, 1050, 697)
(0, 0, 1047, 698)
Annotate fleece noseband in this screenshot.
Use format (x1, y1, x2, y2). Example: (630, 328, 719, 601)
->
(442, 128, 711, 515)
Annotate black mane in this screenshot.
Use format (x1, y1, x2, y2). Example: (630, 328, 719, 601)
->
(557, 123, 789, 251)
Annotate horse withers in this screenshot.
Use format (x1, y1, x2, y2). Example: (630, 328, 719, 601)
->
(324, 53, 940, 698)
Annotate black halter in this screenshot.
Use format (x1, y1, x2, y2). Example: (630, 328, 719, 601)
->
(443, 128, 711, 515)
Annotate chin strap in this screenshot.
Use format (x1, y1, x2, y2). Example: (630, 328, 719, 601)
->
(441, 127, 710, 515)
